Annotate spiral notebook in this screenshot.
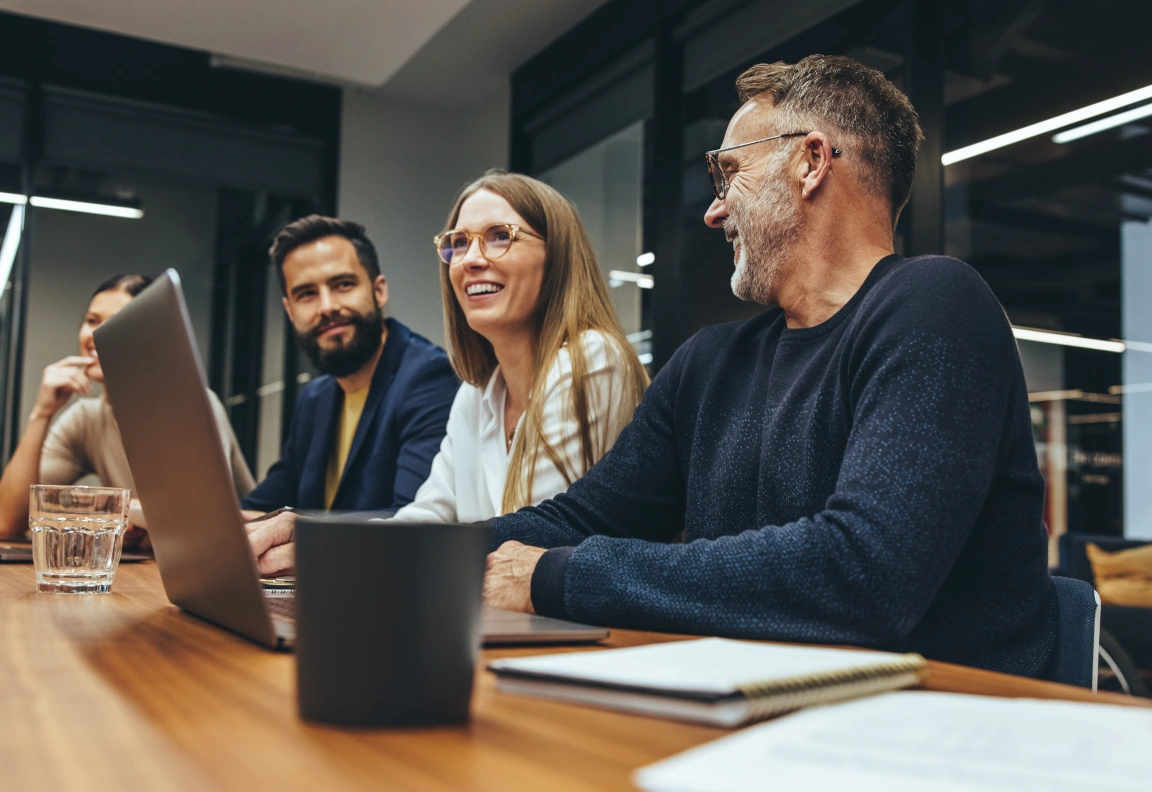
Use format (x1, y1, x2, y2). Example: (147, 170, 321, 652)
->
(488, 637, 928, 727)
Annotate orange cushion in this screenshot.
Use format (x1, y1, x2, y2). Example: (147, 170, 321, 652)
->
(1086, 542, 1152, 608)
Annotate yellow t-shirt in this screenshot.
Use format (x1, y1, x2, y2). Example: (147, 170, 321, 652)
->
(324, 387, 370, 508)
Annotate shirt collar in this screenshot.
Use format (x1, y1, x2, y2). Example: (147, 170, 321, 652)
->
(479, 366, 506, 440)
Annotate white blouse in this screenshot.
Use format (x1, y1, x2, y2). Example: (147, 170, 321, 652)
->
(389, 331, 637, 524)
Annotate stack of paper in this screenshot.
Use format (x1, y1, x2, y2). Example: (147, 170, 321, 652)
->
(634, 691, 1151, 791)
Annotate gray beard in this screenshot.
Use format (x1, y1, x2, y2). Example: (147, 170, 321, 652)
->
(726, 162, 802, 305)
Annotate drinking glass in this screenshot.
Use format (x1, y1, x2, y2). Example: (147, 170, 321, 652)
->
(30, 485, 130, 593)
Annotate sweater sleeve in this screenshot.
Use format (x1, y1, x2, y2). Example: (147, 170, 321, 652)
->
(489, 336, 694, 551)
(524, 263, 1025, 648)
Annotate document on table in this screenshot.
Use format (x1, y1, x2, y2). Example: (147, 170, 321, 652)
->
(634, 691, 1152, 792)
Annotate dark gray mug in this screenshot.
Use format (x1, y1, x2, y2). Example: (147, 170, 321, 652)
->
(294, 518, 491, 727)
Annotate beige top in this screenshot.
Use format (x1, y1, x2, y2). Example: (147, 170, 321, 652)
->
(40, 391, 255, 498)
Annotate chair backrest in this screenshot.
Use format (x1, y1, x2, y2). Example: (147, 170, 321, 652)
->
(1049, 575, 1101, 690)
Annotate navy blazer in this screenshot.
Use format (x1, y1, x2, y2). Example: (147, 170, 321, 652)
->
(243, 319, 458, 512)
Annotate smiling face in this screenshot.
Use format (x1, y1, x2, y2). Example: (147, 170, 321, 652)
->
(447, 189, 546, 344)
(281, 235, 388, 378)
(80, 289, 134, 382)
(704, 101, 805, 305)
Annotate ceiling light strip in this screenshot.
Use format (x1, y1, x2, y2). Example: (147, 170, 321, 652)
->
(1052, 102, 1152, 144)
(0, 205, 25, 294)
(1012, 326, 1125, 353)
(28, 196, 143, 219)
(0, 192, 28, 206)
(942, 83, 1152, 165)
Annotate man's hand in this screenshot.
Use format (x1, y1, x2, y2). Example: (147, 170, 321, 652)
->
(245, 510, 297, 576)
(483, 541, 547, 613)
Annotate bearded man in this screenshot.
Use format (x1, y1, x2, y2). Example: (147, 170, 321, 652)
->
(482, 55, 1058, 678)
(241, 215, 458, 514)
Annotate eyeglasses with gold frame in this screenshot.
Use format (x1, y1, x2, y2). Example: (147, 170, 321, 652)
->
(433, 223, 543, 265)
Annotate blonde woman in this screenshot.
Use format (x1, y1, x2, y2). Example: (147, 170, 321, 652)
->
(389, 170, 649, 522)
(247, 170, 648, 573)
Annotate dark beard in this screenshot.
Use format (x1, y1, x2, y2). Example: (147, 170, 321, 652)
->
(297, 308, 384, 378)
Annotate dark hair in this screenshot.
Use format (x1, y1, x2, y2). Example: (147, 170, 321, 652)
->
(268, 215, 380, 293)
(91, 274, 152, 300)
(735, 54, 923, 224)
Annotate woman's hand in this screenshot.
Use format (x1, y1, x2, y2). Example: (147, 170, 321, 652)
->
(31, 356, 94, 421)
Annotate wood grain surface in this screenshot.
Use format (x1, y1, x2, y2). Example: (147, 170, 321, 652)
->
(0, 562, 1145, 791)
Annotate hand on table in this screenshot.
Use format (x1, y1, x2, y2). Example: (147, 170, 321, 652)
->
(483, 541, 546, 613)
(245, 510, 297, 576)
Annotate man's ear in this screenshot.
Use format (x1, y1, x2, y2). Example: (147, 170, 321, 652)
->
(282, 295, 292, 319)
(374, 274, 389, 310)
(799, 131, 835, 200)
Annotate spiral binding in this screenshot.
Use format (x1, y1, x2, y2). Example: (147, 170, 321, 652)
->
(733, 653, 929, 721)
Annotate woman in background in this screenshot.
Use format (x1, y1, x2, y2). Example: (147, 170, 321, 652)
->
(389, 169, 649, 522)
(0, 274, 254, 540)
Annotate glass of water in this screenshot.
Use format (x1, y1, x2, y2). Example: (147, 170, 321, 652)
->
(30, 485, 130, 593)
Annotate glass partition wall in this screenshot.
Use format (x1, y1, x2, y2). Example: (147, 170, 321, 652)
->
(0, 14, 339, 475)
(943, 0, 1152, 548)
(513, 0, 1152, 542)
(539, 121, 650, 363)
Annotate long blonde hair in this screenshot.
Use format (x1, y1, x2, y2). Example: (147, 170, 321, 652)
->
(439, 170, 649, 514)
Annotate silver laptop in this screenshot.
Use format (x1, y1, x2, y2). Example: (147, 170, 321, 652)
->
(95, 269, 608, 650)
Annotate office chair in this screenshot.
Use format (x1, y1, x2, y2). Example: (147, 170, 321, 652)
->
(1054, 532, 1151, 696)
(1049, 575, 1101, 690)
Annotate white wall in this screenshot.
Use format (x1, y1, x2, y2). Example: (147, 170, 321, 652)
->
(21, 183, 219, 430)
(337, 86, 510, 346)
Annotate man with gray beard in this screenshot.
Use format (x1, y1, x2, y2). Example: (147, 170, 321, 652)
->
(481, 55, 1058, 679)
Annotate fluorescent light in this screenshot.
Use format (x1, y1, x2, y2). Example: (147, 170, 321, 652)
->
(608, 270, 654, 289)
(637, 352, 653, 365)
(0, 192, 143, 218)
(28, 196, 143, 219)
(942, 82, 1152, 165)
(0, 204, 25, 294)
(1053, 102, 1152, 143)
(1012, 326, 1125, 353)
(636, 252, 655, 267)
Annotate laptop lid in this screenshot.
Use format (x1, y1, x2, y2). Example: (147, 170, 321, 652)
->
(95, 269, 280, 648)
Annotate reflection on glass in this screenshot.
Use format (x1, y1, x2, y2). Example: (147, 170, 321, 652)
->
(944, 0, 1152, 543)
(538, 122, 647, 359)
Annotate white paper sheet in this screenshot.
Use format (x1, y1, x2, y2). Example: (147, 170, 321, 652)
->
(634, 691, 1152, 792)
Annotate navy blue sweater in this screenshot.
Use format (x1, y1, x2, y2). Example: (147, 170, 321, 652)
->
(491, 255, 1057, 678)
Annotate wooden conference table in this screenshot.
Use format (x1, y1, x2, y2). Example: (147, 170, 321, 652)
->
(0, 562, 1147, 791)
